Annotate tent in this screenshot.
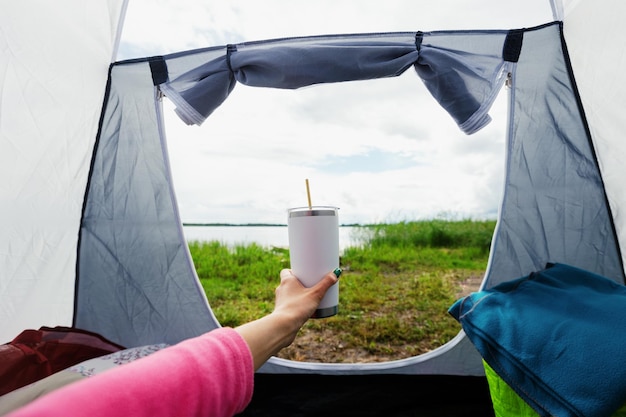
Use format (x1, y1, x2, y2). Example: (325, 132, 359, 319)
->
(2, 0, 626, 415)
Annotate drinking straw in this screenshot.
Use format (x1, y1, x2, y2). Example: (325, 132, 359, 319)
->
(305, 179, 312, 209)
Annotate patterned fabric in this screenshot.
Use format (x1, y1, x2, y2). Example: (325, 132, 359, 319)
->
(68, 344, 169, 377)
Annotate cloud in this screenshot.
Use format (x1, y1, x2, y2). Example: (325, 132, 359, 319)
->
(119, 0, 554, 60)
(162, 61, 507, 224)
(120, 0, 553, 224)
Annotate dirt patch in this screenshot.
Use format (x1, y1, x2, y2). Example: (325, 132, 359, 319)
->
(456, 274, 484, 298)
(276, 275, 484, 363)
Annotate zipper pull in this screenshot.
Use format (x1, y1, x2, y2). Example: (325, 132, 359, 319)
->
(505, 72, 513, 88)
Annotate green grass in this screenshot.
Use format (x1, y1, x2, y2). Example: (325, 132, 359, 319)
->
(189, 219, 496, 362)
(191, 241, 289, 323)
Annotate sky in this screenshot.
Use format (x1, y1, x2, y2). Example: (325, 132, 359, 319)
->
(117, 0, 555, 225)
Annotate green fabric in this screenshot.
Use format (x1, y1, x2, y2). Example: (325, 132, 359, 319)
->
(483, 360, 540, 417)
(484, 361, 626, 417)
(614, 405, 626, 417)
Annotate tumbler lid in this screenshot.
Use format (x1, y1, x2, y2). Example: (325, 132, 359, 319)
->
(288, 206, 338, 218)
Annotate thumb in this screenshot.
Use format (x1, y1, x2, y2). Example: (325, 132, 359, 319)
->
(311, 268, 341, 295)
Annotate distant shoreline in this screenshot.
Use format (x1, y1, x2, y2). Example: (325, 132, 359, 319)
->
(183, 223, 364, 227)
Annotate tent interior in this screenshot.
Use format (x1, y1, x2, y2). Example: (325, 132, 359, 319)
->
(3, 0, 626, 416)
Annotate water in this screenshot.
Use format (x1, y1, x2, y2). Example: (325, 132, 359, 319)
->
(182, 225, 368, 252)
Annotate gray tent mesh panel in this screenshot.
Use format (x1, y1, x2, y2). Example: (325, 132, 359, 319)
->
(75, 23, 623, 378)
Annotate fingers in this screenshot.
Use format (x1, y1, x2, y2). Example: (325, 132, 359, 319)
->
(274, 269, 340, 322)
(278, 269, 339, 299)
(314, 269, 339, 292)
(279, 268, 299, 281)
(279, 268, 340, 289)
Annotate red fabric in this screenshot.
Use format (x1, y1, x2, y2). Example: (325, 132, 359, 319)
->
(0, 327, 124, 395)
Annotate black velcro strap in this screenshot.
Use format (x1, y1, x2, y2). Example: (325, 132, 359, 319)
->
(415, 31, 424, 51)
(149, 56, 168, 85)
(503, 29, 524, 63)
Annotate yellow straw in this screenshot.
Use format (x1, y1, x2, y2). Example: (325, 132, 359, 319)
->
(305, 179, 312, 209)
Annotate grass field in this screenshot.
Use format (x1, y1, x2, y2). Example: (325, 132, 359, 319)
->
(189, 219, 496, 363)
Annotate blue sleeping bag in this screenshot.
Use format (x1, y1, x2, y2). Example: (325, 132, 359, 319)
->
(449, 263, 626, 417)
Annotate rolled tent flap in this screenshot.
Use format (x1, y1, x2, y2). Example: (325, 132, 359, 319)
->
(414, 40, 509, 134)
(160, 32, 509, 134)
(160, 51, 236, 126)
(162, 34, 419, 125)
(231, 38, 419, 88)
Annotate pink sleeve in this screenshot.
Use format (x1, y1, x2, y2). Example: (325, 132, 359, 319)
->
(6, 328, 254, 417)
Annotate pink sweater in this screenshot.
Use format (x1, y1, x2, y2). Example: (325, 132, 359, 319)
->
(7, 328, 254, 417)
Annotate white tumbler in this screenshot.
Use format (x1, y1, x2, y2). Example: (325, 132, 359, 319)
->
(287, 206, 340, 318)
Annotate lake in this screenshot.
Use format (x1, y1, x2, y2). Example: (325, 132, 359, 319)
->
(182, 225, 369, 252)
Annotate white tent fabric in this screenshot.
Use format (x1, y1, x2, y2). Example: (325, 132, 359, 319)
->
(562, 0, 626, 270)
(2, 0, 626, 390)
(0, 1, 129, 342)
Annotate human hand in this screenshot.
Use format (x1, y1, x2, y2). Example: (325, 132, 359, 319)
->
(273, 268, 340, 332)
(235, 268, 340, 370)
